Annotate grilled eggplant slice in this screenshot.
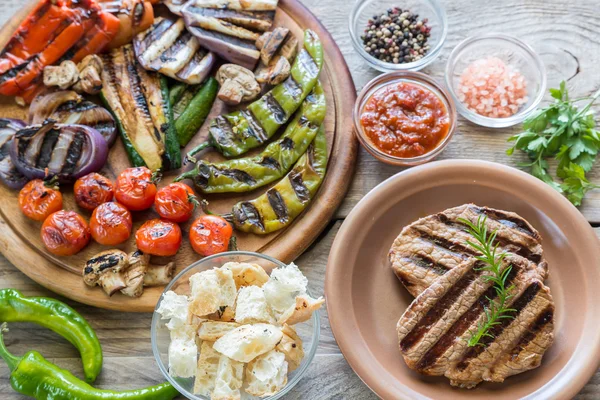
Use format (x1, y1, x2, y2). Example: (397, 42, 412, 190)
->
(182, 0, 277, 69)
(100, 45, 181, 171)
(0, 118, 28, 189)
(29, 91, 118, 146)
(134, 17, 216, 85)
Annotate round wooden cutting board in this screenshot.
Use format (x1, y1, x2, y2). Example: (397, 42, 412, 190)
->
(0, 0, 357, 312)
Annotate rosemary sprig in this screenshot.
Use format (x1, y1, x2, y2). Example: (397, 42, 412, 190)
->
(457, 216, 517, 347)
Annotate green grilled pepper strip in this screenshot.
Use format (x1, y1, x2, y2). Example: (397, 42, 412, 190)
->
(177, 82, 326, 193)
(189, 29, 324, 158)
(175, 77, 218, 147)
(0, 324, 178, 400)
(225, 125, 327, 234)
(0, 289, 102, 384)
(160, 76, 182, 170)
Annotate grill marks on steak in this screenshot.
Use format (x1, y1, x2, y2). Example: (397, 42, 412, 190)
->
(396, 255, 555, 389)
(389, 204, 548, 297)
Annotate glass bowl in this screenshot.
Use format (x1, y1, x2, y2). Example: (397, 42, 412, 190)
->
(151, 251, 321, 400)
(445, 33, 547, 128)
(353, 71, 457, 166)
(349, 0, 447, 72)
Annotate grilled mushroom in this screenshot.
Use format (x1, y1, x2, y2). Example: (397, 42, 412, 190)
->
(216, 64, 261, 105)
(43, 61, 80, 90)
(84, 249, 175, 297)
(144, 262, 176, 287)
(257, 27, 289, 64)
(83, 250, 129, 296)
(254, 33, 298, 85)
(73, 55, 103, 95)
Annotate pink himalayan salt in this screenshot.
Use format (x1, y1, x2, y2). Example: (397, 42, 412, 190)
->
(457, 56, 528, 118)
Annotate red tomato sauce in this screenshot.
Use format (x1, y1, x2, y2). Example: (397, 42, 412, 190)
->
(360, 82, 450, 158)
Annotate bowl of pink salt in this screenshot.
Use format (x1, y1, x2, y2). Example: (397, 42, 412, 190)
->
(445, 33, 546, 128)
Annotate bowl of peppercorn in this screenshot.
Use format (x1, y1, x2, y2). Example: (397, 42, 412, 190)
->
(349, 0, 447, 72)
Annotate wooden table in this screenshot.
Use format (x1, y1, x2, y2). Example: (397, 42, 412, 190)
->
(1, 0, 599, 398)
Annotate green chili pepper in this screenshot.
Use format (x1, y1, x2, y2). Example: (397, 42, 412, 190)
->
(218, 125, 327, 234)
(187, 30, 324, 159)
(176, 82, 326, 193)
(0, 324, 179, 400)
(0, 324, 177, 400)
(0, 289, 102, 383)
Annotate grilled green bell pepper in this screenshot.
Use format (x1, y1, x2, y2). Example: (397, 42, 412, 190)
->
(0, 289, 102, 384)
(176, 82, 326, 193)
(224, 125, 327, 234)
(0, 323, 178, 400)
(188, 30, 324, 158)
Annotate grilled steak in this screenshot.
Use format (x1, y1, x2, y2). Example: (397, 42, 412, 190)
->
(389, 204, 548, 297)
(396, 256, 555, 388)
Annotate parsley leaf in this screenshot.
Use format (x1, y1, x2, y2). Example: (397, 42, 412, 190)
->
(507, 82, 600, 206)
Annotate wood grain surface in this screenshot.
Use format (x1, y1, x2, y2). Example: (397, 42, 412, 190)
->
(1, 0, 600, 398)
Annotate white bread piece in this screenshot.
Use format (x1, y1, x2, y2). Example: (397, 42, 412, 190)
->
(198, 321, 241, 341)
(276, 324, 304, 371)
(211, 354, 244, 400)
(208, 306, 236, 322)
(189, 268, 237, 317)
(215, 268, 237, 308)
(278, 294, 324, 326)
(156, 290, 189, 331)
(168, 337, 197, 378)
(213, 323, 283, 363)
(234, 286, 276, 324)
(245, 349, 288, 397)
(263, 263, 308, 319)
(222, 262, 270, 289)
(194, 341, 220, 396)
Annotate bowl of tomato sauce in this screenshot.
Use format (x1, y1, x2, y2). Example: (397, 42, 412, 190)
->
(353, 71, 457, 166)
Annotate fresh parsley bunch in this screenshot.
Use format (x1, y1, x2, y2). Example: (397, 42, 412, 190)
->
(507, 81, 600, 206)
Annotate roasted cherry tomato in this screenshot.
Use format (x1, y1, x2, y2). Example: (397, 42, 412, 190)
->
(189, 215, 233, 256)
(90, 202, 132, 246)
(135, 219, 182, 256)
(114, 167, 157, 211)
(154, 182, 198, 223)
(18, 179, 63, 221)
(41, 210, 90, 256)
(74, 173, 114, 211)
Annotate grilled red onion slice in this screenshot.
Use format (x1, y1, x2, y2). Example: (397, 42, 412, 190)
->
(9, 120, 109, 183)
(0, 118, 28, 189)
(29, 91, 118, 146)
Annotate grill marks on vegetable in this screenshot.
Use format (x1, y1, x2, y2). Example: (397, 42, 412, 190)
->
(389, 204, 548, 298)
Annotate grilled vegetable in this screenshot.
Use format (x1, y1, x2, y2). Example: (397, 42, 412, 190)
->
(136, 219, 182, 256)
(169, 82, 188, 106)
(19, 179, 63, 222)
(133, 17, 216, 85)
(9, 120, 109, 183)
(175, 77, 219, 146)
(224, 125, 327, 234)
(115, 167, 158, 211)
(41, 210, 91, 256)
(100, 0, 155, 49)
(189, 213, 233, 256)
(74, 173, 114, 210)
(178, 82, 326, 193)
(216, 64, 261, 105)
(0, 0, 119, 100)
(164, 0, 191, 16)
(90, 202, 132, 245)
(182, 0, 277, 69)
(255, 31, 298, 85)
(185, 30, 323, 158)
(100, 45, 181, 171)
(0, 118, 28, 189)
(29, 91, 118, 146)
